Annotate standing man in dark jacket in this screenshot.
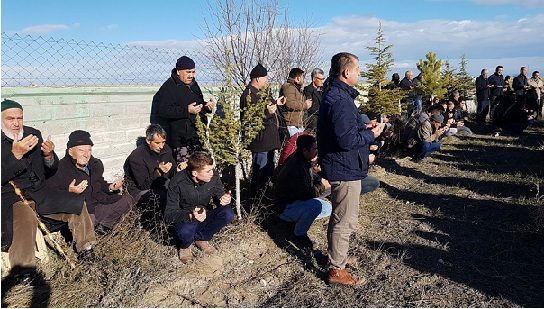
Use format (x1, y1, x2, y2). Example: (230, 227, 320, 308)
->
(2, 100, 96, 282)
(124, 124, 179, 208)
(488, 66, 507, 111)
(164, 151, 234, 263)
(151, 56, 215, 164)
(303, 68, 325, 134)
(47, 130, 133, 235)
(513, 66, 530, 105)
(475, 69, 493, 124)
(317, 53, 381, 287)
(240, 64, 284, 198)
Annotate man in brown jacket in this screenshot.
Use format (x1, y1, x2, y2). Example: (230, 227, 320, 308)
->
(280, 68, 312, 137)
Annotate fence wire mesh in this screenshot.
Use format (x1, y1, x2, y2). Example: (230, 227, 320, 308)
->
(1, 32, 217, 87)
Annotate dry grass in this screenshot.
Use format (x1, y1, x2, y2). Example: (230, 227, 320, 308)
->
(2, 121, 544, 307)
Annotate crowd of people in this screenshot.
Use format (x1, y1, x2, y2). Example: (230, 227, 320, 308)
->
(2, 54, 542, 289)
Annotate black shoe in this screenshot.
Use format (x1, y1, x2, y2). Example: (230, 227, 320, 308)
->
(78, 247, 97, 263)
(291, 234, 314, 249)
(95, 224, 112, 236)
(13, 267, 37, 285)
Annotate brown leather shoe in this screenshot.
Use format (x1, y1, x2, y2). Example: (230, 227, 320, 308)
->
(328, 268, 367, 287)
(194, 240, 217, 254)
(178, 245, 193, 263)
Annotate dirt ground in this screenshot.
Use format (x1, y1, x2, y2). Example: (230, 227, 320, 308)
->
(2, 122, 544, 308)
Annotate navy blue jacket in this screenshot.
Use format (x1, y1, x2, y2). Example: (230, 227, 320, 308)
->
(488, 73, 505, 98)
(316, 78, 375, 181)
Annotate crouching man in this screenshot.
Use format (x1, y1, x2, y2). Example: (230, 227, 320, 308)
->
(164, 151, 234, 263)
(2, 100, 96, 283)
(274, 134, 332, 249)
(47, 130, 133, 235)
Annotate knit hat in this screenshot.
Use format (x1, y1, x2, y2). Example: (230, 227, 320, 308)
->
(360, 114, 371, 124)
(366, 111, 379, 121)
(250, 64, 267, 79)
(67, 130, 94, 148)
(1, 99, 23, 112)
(430, 114, 444, 124)
(176, 56, 195, 70)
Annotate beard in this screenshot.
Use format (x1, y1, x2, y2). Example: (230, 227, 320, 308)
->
(1, 123, 24, 140)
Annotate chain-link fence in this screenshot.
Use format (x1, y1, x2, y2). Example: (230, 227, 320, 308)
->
(1, 32, 218, 87)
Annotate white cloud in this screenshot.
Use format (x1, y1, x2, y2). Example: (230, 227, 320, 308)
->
(18, 24, 70, 34)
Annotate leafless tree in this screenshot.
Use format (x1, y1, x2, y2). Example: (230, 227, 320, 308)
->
(201, 0, 322, 87)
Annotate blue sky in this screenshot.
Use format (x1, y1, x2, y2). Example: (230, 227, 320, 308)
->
(2, 0, 544, 76)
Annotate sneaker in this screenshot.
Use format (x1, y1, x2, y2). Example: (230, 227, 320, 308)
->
(95, 224, 112, 236)
(328, 268, 367, 287)
(78, 247, 97, 263)
(178, 245, 194, 263)
(194, 240, 217, 254)
(291, 234, 313, 249)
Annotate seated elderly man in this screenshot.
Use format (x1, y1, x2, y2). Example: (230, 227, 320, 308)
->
(124, 124, 181, 208)
(406, 113, 447, 162)
(164, 151, 234, 263)
(274, 134, 332, 249)
(47, 130, 133, 236)
(1, 100, 96, 283)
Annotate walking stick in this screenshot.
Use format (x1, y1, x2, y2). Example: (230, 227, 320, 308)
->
(9, 181, 78, 270)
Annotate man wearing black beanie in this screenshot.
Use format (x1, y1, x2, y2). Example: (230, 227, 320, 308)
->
(240, 64, 285, 201)
(150, 56, 215, 164)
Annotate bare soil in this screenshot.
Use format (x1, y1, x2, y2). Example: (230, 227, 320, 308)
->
(2, 122, 544, 308)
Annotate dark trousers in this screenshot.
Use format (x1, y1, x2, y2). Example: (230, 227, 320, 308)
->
(476, 99, 490, 124)
(411, 141, 441, 160)
(93, 195, 133, 228)
(174, 206, 235, 249)
(250, 150, 275, 195)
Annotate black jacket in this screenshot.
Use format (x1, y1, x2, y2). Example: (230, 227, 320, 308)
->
(164, 169, 225, 224)
(475, 75, 490, 102)
(47, 153, 122, 214)
(152, 69, 210, 148)
(123, 143, 176, 197)
(2, 127, 83, 250)
(274, 151, 325, 214)
(240, 84, 281, 153)
(303, 84, 323, 133)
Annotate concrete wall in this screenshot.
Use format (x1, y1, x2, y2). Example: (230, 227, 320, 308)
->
(2, 86, 159, 181)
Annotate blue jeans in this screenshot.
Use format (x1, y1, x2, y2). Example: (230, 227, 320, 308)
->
(411, 141, 441, 160)
(415, 96, 423, 114)
(251, 151, 276, 194)
(280, 198, 332, 236)
(174, 206, 235, 249)
(361, 176, 380, 195)
(287, 126, 304, 137)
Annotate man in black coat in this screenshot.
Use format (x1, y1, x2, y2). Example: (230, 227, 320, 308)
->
(303, 68, 324, 134)
(150, 56, 215, 164)
(1, 100, 96, 282)
(239, 64, 284, 198)
(47, 130, 133, 235)
(124, 124, 180, 209)
(475, 69, 492, 124)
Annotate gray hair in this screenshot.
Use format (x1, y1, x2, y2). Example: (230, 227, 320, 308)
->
(310, 68, 324, 79)
(146, 124, 167, 141)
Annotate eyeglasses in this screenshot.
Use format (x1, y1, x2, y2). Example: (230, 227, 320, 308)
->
(314, 77, 325, 80)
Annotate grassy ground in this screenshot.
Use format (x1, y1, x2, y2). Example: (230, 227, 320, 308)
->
(2, 121, 543, 308)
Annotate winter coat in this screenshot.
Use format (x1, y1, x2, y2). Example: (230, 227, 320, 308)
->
(2, 127, 83, 250)
(47, 153, 122, 214)
(303, 83, 323, 133)
(239, 84, 281, 153)
(123, 143, 176, 197)
(274, 151, 325, 213)
(316, 78, 375, 181)
(513, 74, 528, 97)
(280, 79, 307, 127)
(488, 73, 506, 98)
(164, 169, 226, 224)
(475, 75, 490, 102)
(152, 69, 209, 148)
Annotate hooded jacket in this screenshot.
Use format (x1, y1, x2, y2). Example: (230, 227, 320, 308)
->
(280, 78, 307, 127)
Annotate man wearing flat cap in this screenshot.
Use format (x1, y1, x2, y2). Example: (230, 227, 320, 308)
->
(1, 100, 97, 283)
(151, 56, 215, 164)
(47, 130, 133, 235)
(239, 63, 285, 200)
(406, 113, 446, 161)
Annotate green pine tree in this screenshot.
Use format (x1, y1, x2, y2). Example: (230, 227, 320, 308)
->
(456, 54, 474, 97)
(416, 52, 446, 103)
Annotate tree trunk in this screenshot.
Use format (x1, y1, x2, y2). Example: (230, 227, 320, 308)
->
(235, 162, 242, 220)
